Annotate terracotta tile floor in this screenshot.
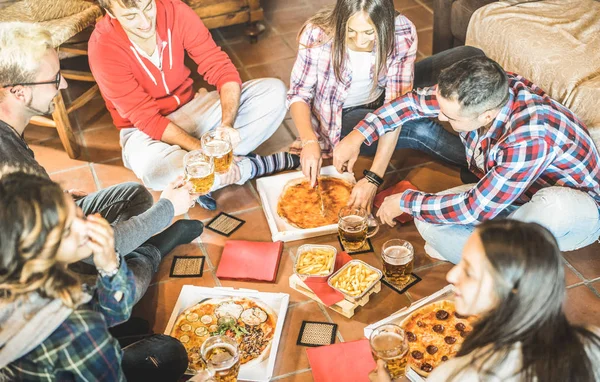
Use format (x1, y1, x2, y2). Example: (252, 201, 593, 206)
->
(23, 0, 600, 381)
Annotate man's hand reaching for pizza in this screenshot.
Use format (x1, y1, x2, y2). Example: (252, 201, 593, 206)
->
(348, 178, 377, 212)
(333, 130, 364, 174)
(376, 193, 404, 227)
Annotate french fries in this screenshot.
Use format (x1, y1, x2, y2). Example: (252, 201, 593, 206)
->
(330, 262, 380, 297)
(296, 248, 336, 276)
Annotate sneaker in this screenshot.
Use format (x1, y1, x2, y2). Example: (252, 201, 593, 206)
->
(197, 193, 217, 211)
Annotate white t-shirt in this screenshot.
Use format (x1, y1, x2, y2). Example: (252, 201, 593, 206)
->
(130, 40, 161, 69)
(343, 49, 383, 108)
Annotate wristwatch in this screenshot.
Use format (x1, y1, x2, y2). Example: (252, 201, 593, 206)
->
(97, 252, 121, 278)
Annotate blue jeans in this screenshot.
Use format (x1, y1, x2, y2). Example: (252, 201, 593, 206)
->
(415, 184, 600, 264)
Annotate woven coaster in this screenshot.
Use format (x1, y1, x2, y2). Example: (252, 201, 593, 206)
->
(381, 273, 422, 294)
(297, 321, 337, 347)
(206, 212, 245, 237)
(169, 256, 205, 278)
(337, 236, 374, 255)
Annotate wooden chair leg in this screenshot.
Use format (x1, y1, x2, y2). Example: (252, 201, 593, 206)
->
(52, 90, 81, 159)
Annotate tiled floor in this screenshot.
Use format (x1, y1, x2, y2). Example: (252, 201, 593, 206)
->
(24, 0, 600, 381)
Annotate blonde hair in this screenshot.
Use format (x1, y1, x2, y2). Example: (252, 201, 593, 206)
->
(0, 22, 53, 96)
(0, 165, 84, 308)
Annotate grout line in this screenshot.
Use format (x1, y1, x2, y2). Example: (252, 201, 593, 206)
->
(48, 163, 90, 176)
(414, 259, 450, 273)
(586, 276, 600, 284)
(271, 368, 312, 381)
(413, 0, 433, 14)
(562, 258, 586, 284)
(89, 162, 102, 191)
(288, 300, 314, 309)
(582, 282, 600, 298)
(566, 282, 585, 290)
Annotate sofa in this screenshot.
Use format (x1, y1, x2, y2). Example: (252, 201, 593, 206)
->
(434, 0, 600, 146)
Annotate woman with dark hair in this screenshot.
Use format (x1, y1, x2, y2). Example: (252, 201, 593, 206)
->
(288, 0, 477, 210)
(0, 168, 188, 381)
(370, 220, 600, 381)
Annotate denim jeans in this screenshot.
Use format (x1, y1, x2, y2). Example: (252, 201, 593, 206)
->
(120, 78, 287, 190)
(121, 334, 188, 382)
(340, 46, 486, 166)
(76, 183, 168, 304)
(415, 184, 600, 264)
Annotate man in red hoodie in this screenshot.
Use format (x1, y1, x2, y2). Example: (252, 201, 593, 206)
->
(89, 0, 298, 210)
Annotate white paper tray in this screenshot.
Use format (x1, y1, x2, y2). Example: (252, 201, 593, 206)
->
(363, 285, 456, 382)
(164, 286, 290, 382)
(256, 165, 356, 243)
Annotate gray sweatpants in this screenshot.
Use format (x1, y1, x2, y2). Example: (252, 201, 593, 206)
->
(76, 182, 173, 304)
(120, 78, 287, 190)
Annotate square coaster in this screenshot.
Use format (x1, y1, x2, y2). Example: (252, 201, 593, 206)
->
(337, 236, 374, 255)
(297, 321, 338, 347)
(169, 256, 205, 278)
(206, 212, 245, 237)
(381, 273, 422, 294)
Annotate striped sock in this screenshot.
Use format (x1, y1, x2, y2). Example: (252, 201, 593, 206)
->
(247, 152, 300, 179)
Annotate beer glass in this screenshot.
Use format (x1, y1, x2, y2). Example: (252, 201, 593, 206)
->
(381, 239, 414, 289)
(184, 150, 215, 195)
(200, 335, 240, 382)
(201, 129, 233, 174)
(338, 206, 378, 251)
(370, 324, 409, 379)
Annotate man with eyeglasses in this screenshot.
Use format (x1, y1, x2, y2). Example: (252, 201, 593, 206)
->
(334, 56, 600, 264)
(0, 22, 203, 305)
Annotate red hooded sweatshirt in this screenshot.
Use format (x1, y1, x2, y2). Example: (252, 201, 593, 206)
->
(88, 0, 241, 140)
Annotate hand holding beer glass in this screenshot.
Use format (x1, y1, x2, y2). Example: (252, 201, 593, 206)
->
(184, 150, 215, 196)
(338, 206, 379, 252)
(370, 324, 409, 379)
(200, 335, 240, 382)
(381, 239, 414, 289)
(202, 129, 233, 174)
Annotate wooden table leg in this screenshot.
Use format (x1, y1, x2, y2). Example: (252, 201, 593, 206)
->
(52, 90, 81, 159)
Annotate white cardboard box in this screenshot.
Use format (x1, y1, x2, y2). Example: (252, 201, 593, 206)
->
(363, 285, 456, 382)
(164, 286, 290, 382)
(256, 165, 356, 243)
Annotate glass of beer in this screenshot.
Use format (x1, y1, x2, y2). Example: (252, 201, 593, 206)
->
(200, 335, 240, 382)
(381, 239, 414, 289)
(338, 206, 379, 251)
(370, 324, 409, 379)
(201, 129, 233, 174)
(183, 149, 215, 195)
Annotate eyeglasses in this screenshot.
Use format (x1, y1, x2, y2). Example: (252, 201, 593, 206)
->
(2, 71, 62, 90)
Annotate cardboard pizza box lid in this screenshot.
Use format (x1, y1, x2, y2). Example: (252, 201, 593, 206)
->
(363, 285, 456, 382)
(256, 165, 356, 243)
(164, 286, 290, 382)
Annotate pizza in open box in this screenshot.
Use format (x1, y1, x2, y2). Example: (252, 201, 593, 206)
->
(400, 300, 477, 376)
(170, 297, 278, 373)
(277, 176, 352, 229)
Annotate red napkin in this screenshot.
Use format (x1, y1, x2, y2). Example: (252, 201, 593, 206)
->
(304, 251, 352, 306)
(373, 180, 416, 224)
(307, 339, 376, 382)
(216, 240, 283, 282)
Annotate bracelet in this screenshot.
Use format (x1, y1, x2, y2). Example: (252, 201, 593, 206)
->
(363, 169, 383, 187)
(98, 252, 121, 278)
(301, 139, 319, 148)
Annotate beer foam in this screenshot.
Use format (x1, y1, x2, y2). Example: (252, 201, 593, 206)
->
(372, 332, 406, 353)
(383, 246, 412, 265)
(204, 140, 231, 156)
(186, 162, 212, 177)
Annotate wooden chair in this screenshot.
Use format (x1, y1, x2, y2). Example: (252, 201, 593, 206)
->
(0, 0, 103, 159)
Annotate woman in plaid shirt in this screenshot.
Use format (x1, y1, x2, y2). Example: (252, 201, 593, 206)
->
(287, 0, 477, 209)
(0, 168, 187, 381)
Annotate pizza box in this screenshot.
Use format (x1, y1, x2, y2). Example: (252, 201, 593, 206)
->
(256, 165, 356, 243)
(164, 285, 290, 382)
(363, 285, 456, 382)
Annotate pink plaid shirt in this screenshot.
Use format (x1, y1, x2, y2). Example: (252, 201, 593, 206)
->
(286, 15, 418, 157)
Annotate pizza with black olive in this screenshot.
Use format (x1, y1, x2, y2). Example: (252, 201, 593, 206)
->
(400, 300, 477, 376)
(170, 297, 278, 373)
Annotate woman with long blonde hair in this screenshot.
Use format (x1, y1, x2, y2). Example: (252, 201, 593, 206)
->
(0, 168, 187, 381)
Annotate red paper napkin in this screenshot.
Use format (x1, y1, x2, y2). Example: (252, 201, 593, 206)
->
(304, 251, 352, 306)
(216, 240, 283, 282)
(307, 339, 376, 382)
(373, 180, 416, 224)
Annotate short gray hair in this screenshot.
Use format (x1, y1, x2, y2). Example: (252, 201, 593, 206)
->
(0, 22, 53, 100)
(438, 56, 509, 117)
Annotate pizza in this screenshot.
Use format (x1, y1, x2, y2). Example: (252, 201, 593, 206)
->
(170, 297, 278, 373)
(400, 300, 477, 376)
(277, 176, 352, 229)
